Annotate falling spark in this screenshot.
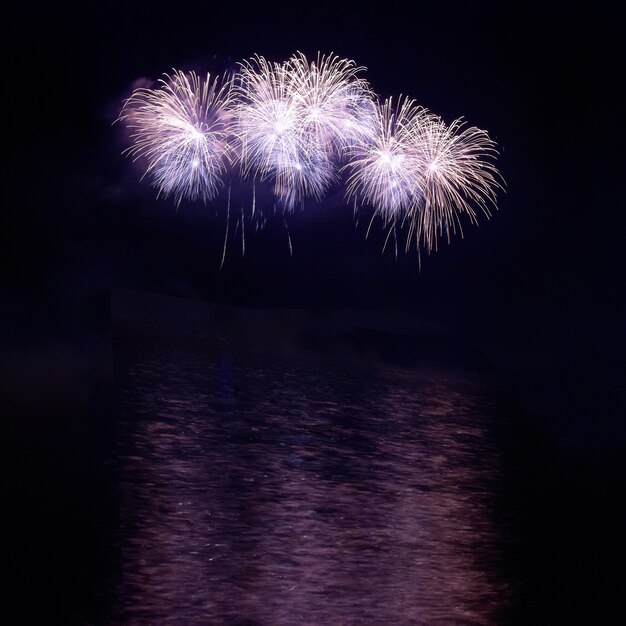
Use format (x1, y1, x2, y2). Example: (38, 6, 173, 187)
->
(220, 185, 231, 270)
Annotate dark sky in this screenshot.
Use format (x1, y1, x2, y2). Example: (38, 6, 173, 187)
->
(3, 1, 624, 443)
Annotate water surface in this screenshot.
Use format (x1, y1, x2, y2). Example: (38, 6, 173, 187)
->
(112, 336, 511, 624)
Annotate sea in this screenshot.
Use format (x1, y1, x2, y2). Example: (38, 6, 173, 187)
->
(98, 329, 531, 625)
(14, 293, 623, 625)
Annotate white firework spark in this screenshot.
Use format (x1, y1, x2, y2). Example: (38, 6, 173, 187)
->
(234, 55, 337, 210)
(117, 52, 504, 259)
(409, 116, 503, 252)
(344, 96, 502, 253)
(344, 96, 433, 220)
(284, 51, 377, 156)
(119, 70, 235, 204)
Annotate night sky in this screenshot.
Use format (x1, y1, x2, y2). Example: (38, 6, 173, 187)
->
(4, 0, 624, 621)
(6, 0, 623, 439)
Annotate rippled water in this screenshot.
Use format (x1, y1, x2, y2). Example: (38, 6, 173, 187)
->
(112, 337, 511, 625)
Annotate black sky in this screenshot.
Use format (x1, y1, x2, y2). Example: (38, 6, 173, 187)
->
(3, 3, 625, 624)
(3, 1, 624, 443)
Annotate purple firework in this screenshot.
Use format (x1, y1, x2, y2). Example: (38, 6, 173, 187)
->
(119, 70, 235, 204)
(118, 52, 503, 255)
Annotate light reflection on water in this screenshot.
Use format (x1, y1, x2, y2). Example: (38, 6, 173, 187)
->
(114, 340, 510, 625)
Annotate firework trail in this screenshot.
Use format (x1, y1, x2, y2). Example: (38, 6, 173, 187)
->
(118, 52, 503, 257)
(119, 70, 235, 204)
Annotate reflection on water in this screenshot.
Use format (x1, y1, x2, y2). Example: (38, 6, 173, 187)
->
(114, 339, 510, 624)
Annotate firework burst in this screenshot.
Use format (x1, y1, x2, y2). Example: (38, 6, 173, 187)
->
(344, 97, 432, 219)
(343, 97, 502, 254)
(234, 55, 335, 209)
(408, 116, 502, 252)
(119, 70, 235, 204)
(117, 52, 503, 260)
(284, 52, 376, 156)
